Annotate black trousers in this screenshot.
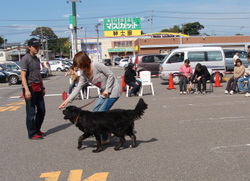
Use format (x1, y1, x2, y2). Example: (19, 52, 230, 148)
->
(226, 77, 239, 92)
(196, 77, 208, 92)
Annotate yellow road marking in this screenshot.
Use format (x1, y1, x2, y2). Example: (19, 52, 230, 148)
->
(40, 171, 61, 181)
(7, 100, 25, 106)
(68, 170, 83, 181)
(84, 172, 109, 181)
(0, 106, 22, 112)
(40, 170, 109, 181)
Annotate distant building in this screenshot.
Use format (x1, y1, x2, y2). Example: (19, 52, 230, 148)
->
(77, 34, 250, 64)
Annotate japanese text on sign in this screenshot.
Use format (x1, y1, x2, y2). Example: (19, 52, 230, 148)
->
(104, 18, 141, 31)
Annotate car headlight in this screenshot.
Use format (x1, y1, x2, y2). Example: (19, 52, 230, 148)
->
(0, 72, 4, 76)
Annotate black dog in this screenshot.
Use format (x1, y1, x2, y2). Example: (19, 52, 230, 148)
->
(63, 98, 148, 153)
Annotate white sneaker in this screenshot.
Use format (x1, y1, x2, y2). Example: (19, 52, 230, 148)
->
(245, 92, 250, 97)
(225, 90, 229, 94)
(230, 90, 234, 95)
(180, 91, 183, 95)
(183, 91, 187, 95)
(195, 91, 201, 95)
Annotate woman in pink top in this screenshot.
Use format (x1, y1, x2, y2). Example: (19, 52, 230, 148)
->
(179, 59, 193, 95)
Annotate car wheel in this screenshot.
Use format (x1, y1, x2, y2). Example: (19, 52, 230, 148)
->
(64, 68, 69, 72)
(172, 75, 180, 85)
(9, 75, 19, 85)
(56, 68, 62, 72)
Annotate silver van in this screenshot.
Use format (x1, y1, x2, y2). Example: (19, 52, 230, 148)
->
(159, 47, 226, 84)
(224, 49, 248, 71)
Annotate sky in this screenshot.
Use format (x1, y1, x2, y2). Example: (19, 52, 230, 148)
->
(1, 0, 250, 43)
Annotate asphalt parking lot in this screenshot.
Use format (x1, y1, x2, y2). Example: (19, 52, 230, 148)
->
(0, 67, 249, 181)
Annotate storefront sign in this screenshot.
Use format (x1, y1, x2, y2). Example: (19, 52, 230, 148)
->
(104, 18, 141, 37)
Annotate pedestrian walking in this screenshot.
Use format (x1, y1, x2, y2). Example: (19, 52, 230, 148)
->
(20, 38, 46, 140)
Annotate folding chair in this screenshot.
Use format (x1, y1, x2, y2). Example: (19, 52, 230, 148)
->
(86, 85, 101, 99)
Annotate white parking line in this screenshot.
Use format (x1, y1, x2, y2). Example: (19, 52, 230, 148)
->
(9, 93, 62, 99)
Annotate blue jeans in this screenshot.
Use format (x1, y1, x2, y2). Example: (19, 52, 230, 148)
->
(238, 76, 250, 92)
(93, 96, 119, 140)
(179, 77, 189, 91)
(25, 89, 46, 138)
(68, 83, 76, 94)
(127, 80, 141, 95)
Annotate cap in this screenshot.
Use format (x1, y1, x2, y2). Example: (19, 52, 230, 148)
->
(28, 38, 42, 47)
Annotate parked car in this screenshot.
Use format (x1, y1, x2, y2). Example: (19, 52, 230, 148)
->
(224, 49, 248, 71)
(113, 57, 122, 65)
(62, 60, 73, 67)
(0, 61, 21, 71)
(49, 60, 70, 72)
(160, 47, 226, 84)
(0, 70, 8, 83)
(118, 58, 129, 69)
(134, 54, 166, 76)
(40, 62, 49, 78)
(103, 59, 112, 66)
(41, 61, 52, 75)
(0, 64, 21, 84)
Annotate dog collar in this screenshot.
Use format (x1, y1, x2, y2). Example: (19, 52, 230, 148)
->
(75, 113, 81, 125)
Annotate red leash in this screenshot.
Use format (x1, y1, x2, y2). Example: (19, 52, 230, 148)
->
(79, 98, 96, 109)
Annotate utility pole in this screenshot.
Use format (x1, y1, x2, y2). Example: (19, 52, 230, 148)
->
(67, 0, 80, 58)
(150, 10, 154, 33)
(95, 23, 101, 62)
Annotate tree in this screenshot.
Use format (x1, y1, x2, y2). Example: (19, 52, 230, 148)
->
(161, 25, 182, 33)
(0, 36, 5, 47)
(31, 27, 58, 40)
(160, 22, 205, 35)
(182, 22, 204, 35)
(31, 27, 58, 51)
(54, 38, 70, 57)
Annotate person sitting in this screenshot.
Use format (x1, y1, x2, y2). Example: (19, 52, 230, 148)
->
(178, 59, 193, 95)
(225, 59, 245, 95)
(124, 63, 141, 96)
(65, 66, 78, 94)
(191, 63, 211, 94)
(237, 59, 250, 94)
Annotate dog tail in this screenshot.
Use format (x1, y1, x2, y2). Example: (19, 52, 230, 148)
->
(131, 98, 148, 120)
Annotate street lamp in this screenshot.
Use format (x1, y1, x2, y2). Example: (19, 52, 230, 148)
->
(95, 23, 101, 62)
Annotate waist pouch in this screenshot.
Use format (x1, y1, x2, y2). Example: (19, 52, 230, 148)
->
(31, 82, 43, 92)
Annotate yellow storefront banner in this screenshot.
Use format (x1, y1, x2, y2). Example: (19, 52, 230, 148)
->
(104, 30, 141, 37)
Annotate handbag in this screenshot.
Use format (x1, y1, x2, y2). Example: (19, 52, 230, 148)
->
(31, 82, 43, 92)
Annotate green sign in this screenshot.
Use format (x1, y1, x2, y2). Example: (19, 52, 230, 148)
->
(104, 18, 141, 31)
(108, 48, 135, 52)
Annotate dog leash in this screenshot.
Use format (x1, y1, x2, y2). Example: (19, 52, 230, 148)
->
(79, 98, 96, 109)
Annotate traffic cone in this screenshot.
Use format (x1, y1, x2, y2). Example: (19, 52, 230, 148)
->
(214, 70, 223, 87)
(121, 75, 126, 92)
(167, 73, 176, 90)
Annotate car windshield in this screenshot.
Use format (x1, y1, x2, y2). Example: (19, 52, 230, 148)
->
(0, 64, 11, 71)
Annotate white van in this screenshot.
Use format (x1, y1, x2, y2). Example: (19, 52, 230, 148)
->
(159, 47, 226, 84)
